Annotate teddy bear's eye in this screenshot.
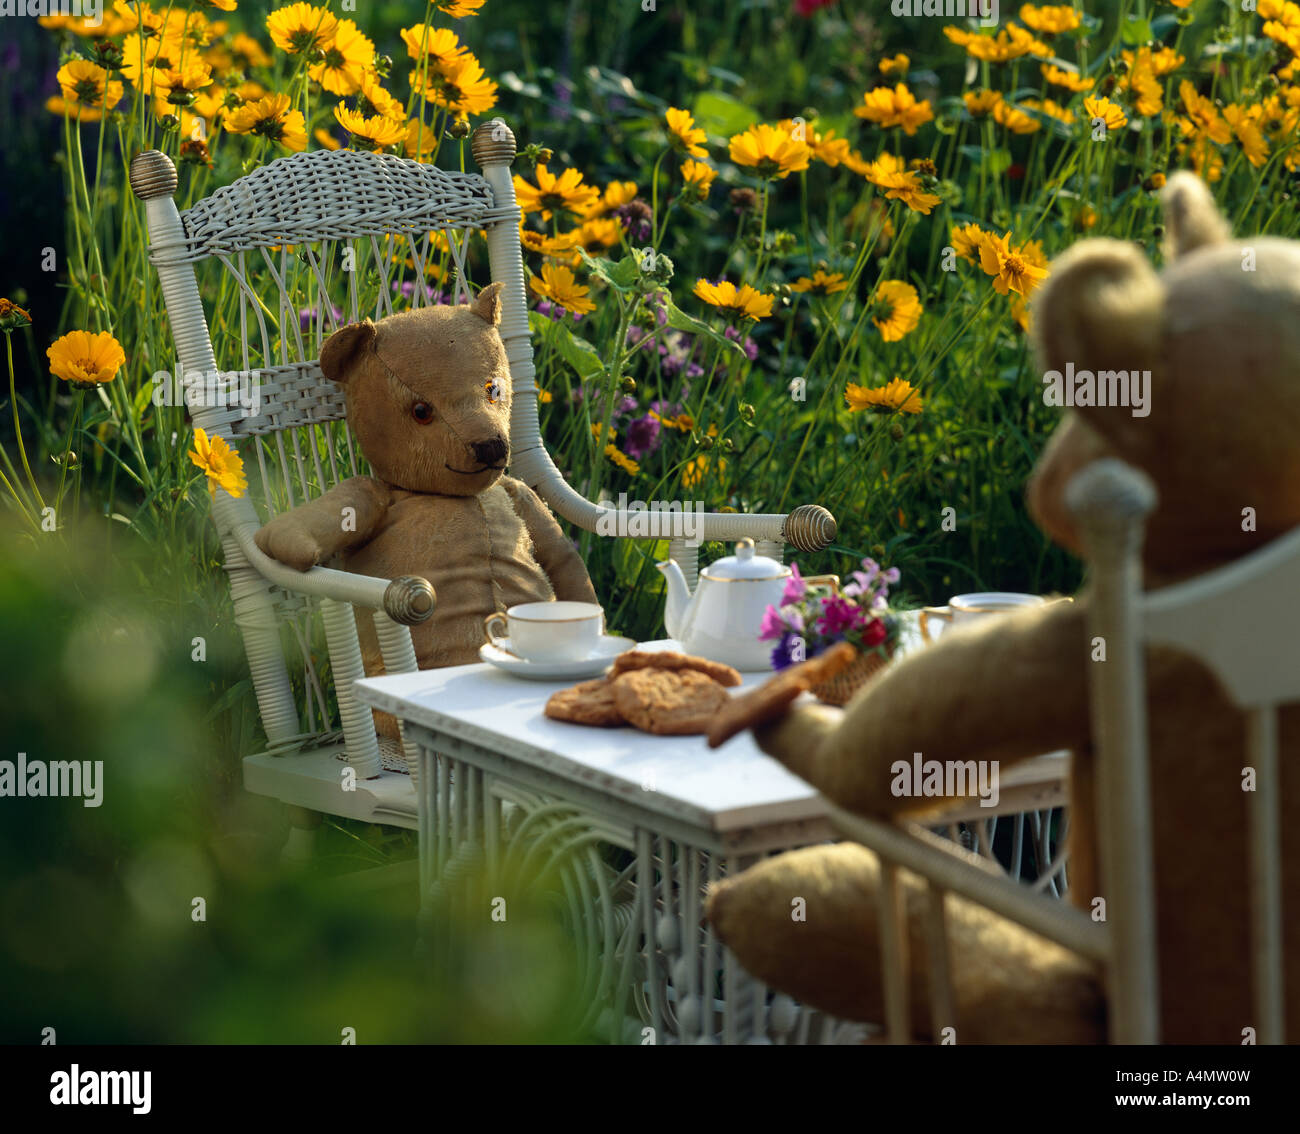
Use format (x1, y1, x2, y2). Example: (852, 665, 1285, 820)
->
(484, 378, 506, 404)
(411, 401, 434, 424)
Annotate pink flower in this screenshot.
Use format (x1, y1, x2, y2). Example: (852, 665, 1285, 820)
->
(759, 605, 788, 641)
(816, 595, 866, 637)
(782, 562, 807, 605)
(795, 0, 834, 16)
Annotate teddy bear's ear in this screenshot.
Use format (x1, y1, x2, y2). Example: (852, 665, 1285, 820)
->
(471, 281, 504, 326)
(1031, 239, 1164, 450)
(1161, 171, 1230, 260)
(318, 320, 377, 385)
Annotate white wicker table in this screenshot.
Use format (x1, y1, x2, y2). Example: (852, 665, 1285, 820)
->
(355, 632, 1069, 1045)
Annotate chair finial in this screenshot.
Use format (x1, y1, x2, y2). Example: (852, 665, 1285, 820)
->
(784, 504, 837, 552)
(472, 118, 516, 168)
(129, 150, 178, 201)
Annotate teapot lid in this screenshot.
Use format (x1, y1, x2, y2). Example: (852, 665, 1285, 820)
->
(701, 538, 790, 581)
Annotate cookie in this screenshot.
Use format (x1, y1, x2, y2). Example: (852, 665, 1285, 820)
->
(544, 678, 625, 727)
(612, 668, 730, 736)
(706, 641, 858, 748)
(609, 649, 742, 688)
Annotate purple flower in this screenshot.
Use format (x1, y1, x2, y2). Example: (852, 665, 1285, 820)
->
(782, 562, 807, 605)
(725, 325, 759, 362)
(614, 199, 654, 243)
(623, 413, 662, 460)
(299, 304, 344, 333)
(395, 282, 448, 304)
(817, 595, 867, 638)
(759, 605, 788, 642)
(536, 299, 583, 322)
(770, 632, 805, 671)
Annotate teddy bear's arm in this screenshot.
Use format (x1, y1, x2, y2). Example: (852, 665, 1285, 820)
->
(253, 476, 392, 572)
(500, 477, 598, 603)
(754, 599, 1092, 817)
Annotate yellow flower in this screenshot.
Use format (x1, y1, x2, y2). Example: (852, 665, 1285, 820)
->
(858, 154, 943, 214)
(1041, 63, 1094, 92)
(1177, 81, 1232, 144)
(46, 330, 126, 386)
(334, 104, 407, 151)
(777, 119, 852, 166)
(403, 118, 438, 160)
(879, 53, 910, 76)
(869, 280, 922, 342)
(514, 164, 601, 221)
(950, 222, 989, 263)
(577, 180, 639, 219)
(520, 224, 582, 257)
(434, 0, 487, 15)
(963, 89, 1004, 117)
(538, 389, 553, 404)
(605, 444, 640, 476)
(530, 264, 596, 315)
(151, 60, 214, 113)
(307, 18, 374, 96)
(313, 127, 340, 150)
(401, 24, 466, 71)
(190, 427, 248, 499)
(845, 377, 923, 415)
(1021, 97, 1075, 125)
(666, 107, 708, 157)
(576, 217, 623, 253)
(54, 60, 125, 118)
(1123, 46, 1185, 78)
(693, 279, 774, 321)
(649, 410, 695, 432)
(1223, 104, 1269, 167)
(993, 100, 1042, 134)
(1018, 4, 1079, 33)
(231, 32, 272, 69)
(791, 270, 848, 296)
(0, 298, 33, 333)
(1118, 51, 1164, 118)
(1084, 96, 1128, 133)
(225, 93, 307, 150)
(947, 25, 1049, 64)
(1178, 136, 1224, 182)
(422, 51, 498, 115)
(854, 83, 934, 135)
(681, 454, 725, 490)
(978, 232, 1050, 298)
(357, 73, 407, 123)
(266, 3, 337, 55)
(728, 123, 811, 179)
(680, 159, 717, 196)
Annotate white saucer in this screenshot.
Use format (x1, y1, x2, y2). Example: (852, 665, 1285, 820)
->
(479, 635, 638, 680)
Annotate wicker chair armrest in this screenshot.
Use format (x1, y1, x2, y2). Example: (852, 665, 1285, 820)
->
(230, 522, 434, 626)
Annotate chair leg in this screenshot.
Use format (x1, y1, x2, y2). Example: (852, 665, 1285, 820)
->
(283, 805, 323, 864)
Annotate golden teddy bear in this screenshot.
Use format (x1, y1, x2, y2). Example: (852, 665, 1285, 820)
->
(706, 174, 1300, 1043)
(254, 282, 597, 706)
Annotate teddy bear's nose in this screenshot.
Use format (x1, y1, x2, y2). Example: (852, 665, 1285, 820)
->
(471, 438, 508, 467)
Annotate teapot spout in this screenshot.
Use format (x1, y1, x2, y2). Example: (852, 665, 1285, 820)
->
(655, 559, 691, 641)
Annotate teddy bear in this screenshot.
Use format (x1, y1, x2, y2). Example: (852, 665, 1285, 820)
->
(704, 173, 1300, 1043)
(254, 282, 598, 711)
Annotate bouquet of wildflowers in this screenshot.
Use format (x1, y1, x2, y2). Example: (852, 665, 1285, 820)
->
(759, 558, 903, 670)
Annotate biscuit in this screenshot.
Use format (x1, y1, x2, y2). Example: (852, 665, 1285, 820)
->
(609, 649, 742, 688)
(544, 677, 625, 727)
(706, 641, 858, 748)
(612, 668, 730, 735)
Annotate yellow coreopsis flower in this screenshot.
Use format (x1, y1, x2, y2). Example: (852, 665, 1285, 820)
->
(868, 280, 922, 342)
(1021, 98, 1075, 125)
(791, 270, 848, 296)
(576, 217, 623, 253)
(313, 127, 341, 150)
(845, 377, 923, 415)
(1041, 63, 1094, 92)
(230, 32, 271, 68)
(577, 180, 639, 219)
(520, 225, 582, 257)
(1084, 96, 1129, 132)
(666, 107, 708, 158)
(266, 3, 338, 55)
(1177, 81, 1232, 144)
(605, 444, 640, 477)
(693, 279, 775, 321)
(680, 159, 717, 197)
(1224, 104, 1269, 167)
(728, 123, 811, 179)
(879, 53, 910, 76)
(224, 92, 307, 151)
(1018, 4, 1079, 33)
(947, 24, 1048, 64)
(859, 155, 943, 215)
(434, 0, 487, 15)
(190, 427, 248, 499)
(423, 51, 498, 115)
(47, 330, 126, 386)
(978, 232, 1050, 297)
(151, 59, 215, 111)
(950, 222, 989, 263)
(1178, 136, 1224, 182)
(335, 104, 406, 151)
(514, 164, 601, 221)
(964, 89, 1004, 116)
(307, 18, 374, 95)
(530, 264, 596, 315)
(1123, 46, 1185, 78)
(357, 73, 407, 122)
(993, 100, 1041, 134)
(854, 83, 934, 135)
(777, 119, 852, 166)
(53, 60, 124, 118)
(401, 24, 466, 74)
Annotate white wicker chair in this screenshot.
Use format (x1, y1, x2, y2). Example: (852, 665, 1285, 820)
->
(826, 457, 1290, 1044)
(129, 119, 837, 853)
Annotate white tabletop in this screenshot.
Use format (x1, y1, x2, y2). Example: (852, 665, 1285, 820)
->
(356, 640, 828, 835)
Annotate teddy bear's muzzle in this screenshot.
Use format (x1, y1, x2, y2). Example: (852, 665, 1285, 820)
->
(469, 438, 508, 468)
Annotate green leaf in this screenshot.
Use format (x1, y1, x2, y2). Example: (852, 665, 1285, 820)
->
(530, 313, 604, 380)
(1120, 16, 1152, 46)
(692, 91, 760, 138)
(660, 295, 748, 360)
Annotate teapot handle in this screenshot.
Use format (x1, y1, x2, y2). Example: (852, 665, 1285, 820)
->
(801, 574, 840, 596)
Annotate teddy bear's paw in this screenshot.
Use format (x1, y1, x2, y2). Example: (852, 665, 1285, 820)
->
(254, 518, 324, 572)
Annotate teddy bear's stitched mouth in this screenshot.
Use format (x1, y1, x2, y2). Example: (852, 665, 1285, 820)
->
(445, 461, 506, 475)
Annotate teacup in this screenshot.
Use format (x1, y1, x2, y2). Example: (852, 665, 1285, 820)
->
(484, 601, 605, 663)
(919, 592, 1048, 643)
